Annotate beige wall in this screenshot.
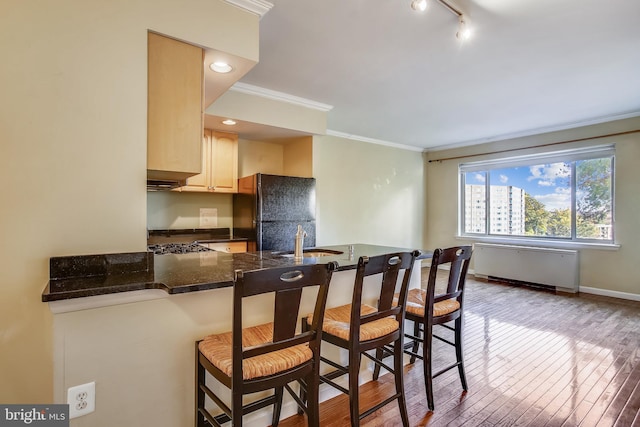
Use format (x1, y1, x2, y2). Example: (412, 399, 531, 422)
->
(283, 137, 314, 177)
(238, 139, 286, 177)
(147, 192, 233, 230)
(424, 117, 640, 298)
(313, 135, 425, 250)
(0, 0, 258, 405)
(237, 136, 314, 178)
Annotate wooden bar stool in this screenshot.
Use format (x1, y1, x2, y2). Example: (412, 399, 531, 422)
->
(302, 251, 419, 427)
(386, 246, 472, 411)
(195, 262, 336, 427)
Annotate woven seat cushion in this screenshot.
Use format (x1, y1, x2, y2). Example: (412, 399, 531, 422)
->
(310, 304, 399, 342)
(199, 322, 312, 380)
(395, 288, 460, 317)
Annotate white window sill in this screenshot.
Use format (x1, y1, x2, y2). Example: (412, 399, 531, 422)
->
(455, 235, 620, 251)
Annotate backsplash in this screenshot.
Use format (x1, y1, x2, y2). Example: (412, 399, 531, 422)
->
(147, 191, 233, 230)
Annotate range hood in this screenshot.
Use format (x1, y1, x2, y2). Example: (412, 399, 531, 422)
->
(146, 178, 186, 191)
(146, 168, 192, 191)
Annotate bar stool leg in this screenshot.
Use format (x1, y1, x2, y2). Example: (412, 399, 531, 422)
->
(195, 344, 206, 427)
(306, 369, 321, 427)
(394, 336, 410, 426)
(272, 386, 284, 426)
(423, 323, 435, 411)
(372, 347, 383, 380)
(410, 321, 421, 364)
(298, 319, 309, 416)
(232, 389, 243, 426)
(455, 317, 468, 390)
(348, 350, 362, 427)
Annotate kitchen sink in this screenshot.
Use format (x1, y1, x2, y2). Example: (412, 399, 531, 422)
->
(275, 249, 344, 258)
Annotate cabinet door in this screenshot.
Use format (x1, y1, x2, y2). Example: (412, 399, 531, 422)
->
(177, 130, 238, 193)
(147, 32, 203, 181)
(182, 130, 211, 190)
(210, 131, 238, 193)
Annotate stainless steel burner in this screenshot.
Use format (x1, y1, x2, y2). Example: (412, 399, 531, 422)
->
(147, 242, 213, 255)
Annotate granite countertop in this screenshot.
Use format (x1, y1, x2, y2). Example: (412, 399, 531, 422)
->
(42, 244, 431, 302)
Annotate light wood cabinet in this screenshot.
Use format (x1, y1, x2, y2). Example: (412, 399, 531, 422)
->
(205, 241, 247, 253)
(147, 32, 203, 182)
(177, 129, 238, 193)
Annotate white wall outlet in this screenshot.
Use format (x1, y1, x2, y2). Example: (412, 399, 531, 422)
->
(67, 381, 95, 419)
(199, 208, 218, 228)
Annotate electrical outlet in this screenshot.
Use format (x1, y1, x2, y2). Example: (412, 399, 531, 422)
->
(199, 208, 218, 228)
(67, 381, 95, 419)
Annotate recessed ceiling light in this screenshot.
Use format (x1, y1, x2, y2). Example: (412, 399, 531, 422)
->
(222, 119, 237, 126)
(210, 61, 233, 73)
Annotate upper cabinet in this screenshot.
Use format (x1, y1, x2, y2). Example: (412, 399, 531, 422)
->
(177, 129, 238, 193)
(147, 32, 204, 182)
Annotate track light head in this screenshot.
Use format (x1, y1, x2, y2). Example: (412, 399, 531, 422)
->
(456, 15, 472, 40)
(411, 0, 427, 12)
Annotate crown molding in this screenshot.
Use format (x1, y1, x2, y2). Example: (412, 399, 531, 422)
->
(222, 0, 273, 19)
(325, 130, 425, 152)
(230, 82, 334, 112)
(426, 110, 640, 152)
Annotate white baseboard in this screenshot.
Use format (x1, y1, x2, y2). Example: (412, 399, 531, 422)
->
(472, 271, 639, 302)
(579, 286, 640, 302)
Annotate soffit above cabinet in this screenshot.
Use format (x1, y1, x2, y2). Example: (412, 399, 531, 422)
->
(204, 114, 311, 141)
(203, 48, 257, 108)
(205, 84, 329, 139)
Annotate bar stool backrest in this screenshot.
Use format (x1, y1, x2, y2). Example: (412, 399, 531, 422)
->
(232, 262, 337, 388)
(426, 246, 472, 317)
(349, 251, 420, 343)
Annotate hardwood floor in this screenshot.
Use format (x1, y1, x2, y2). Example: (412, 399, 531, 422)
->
(279, 268, 640, 426)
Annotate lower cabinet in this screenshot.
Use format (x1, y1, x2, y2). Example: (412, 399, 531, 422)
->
(176, 129, 238, 193)
(205, 241, 247, 253)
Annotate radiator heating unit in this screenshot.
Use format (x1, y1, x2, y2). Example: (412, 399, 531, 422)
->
(473, 243, 579, 293)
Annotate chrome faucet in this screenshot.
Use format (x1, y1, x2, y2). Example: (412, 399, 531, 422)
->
(294, 225, 307, 261)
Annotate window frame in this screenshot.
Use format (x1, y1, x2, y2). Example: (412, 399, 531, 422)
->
(458, 145, 616, 248)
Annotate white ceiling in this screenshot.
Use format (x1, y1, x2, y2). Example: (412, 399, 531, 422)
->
(230, 0, 640, 150)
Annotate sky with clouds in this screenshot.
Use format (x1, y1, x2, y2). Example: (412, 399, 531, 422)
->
(468, 162, 571, 211)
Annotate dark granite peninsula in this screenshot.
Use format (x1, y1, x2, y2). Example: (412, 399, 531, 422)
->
(43, 244, 431, 302)
(45, 244, 429, 426)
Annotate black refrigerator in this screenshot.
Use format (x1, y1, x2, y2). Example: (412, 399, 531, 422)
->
(233, 174, 316, 252)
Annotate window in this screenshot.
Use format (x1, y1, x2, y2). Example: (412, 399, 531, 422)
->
(460, 145, 615, 243)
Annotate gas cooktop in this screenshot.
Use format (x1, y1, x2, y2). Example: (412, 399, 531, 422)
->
(146, 228, 230, 255)
(147, 242, 213, 255)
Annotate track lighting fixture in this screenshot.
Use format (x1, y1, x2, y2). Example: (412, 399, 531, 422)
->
(410, 0, 472, 40)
